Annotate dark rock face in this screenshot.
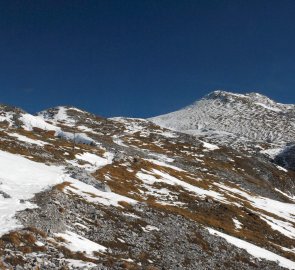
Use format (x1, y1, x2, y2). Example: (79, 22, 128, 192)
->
(275, 144, 295, 171)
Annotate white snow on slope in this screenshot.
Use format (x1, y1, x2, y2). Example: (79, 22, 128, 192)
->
(255, 102, 282, 112)
(55, 231, 106, 256)
(9, 133, 48, 146)
(0, 148, 134, 236)
(216, 183, 295, 224)
(0, 111, 14, 126)
(136, 169, 225, 202)
(19, 113, 96, 147)
(20, 113, 58, 131)
(66, 259, 97, 269)
(145, 159, 184, 171)
(201, 141, 220, 151)
(141, 225, 160, 232)
(57, 130, 95, 145)
(150, 90, 295, 143)
(275, 189, 295, 201)
(0, 150, 63, 236)
(260, 147, 284, 159)
(64, 179, 137, 207)
(38, 106, 85, 125)
(208, 228, 295, 269)
(275, 165, 288, 172)
(76, 152, 113, 171)
(111, 117, 148, 134)
(260, 215, 295, 239)
(51, 106, 70, 122)
(232, 218, 242, 230)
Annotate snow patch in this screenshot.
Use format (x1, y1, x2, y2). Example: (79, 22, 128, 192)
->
(232, 218, 242, 230)
(9, 133, 48, 146)
(75, 152, 113, 171)
(66, 259, 97, 269)
(64, 179, 137, 207)
(55, 231, 106, 256)
(216, 183, 295, 223)
(201, 141, 220, 151)
(260, 215, 295, 239)
(145, 159, 184, 171)
(142, 225, 160, 232)
(136, 169, 225, 202)
(20, 113, 58, 131)
(208, 228, 295, 269)
(255, 102, 282, 112)
(0, 150, 63, 236)
(57, 131, 94, 145)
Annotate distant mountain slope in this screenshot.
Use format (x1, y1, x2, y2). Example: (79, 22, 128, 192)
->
(150, 90, 295, 144)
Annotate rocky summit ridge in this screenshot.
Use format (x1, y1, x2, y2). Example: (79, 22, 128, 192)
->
(0, 91, 295, 269)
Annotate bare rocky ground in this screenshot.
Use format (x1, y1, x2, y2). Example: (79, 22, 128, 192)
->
(7, 184, 287, 270)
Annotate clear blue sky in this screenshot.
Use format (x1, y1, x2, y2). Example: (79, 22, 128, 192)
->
(0, 0, 295, 117)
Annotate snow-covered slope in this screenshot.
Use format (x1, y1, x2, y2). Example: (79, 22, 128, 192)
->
(0, 150, 64, 235)
(150, 90, 295, 143)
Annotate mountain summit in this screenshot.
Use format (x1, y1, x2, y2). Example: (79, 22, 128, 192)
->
(150, 90, 295, 143)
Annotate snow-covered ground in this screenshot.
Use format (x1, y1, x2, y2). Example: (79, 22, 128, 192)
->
(55, 231, 107, 256)
(9, 132, 48, 146)
(136, 169, 225, 202)
(63, 179, 137, 207)
(0, 150, 64, 235)
(75, 152, 113, 171)
(19, 111, 96, 145)
(208, 228, 295, 269)
(201, 141, 220, 151)
(20, 113, 58, 131)
(0, 148, 128, 235)
(216, 183, 295, 223)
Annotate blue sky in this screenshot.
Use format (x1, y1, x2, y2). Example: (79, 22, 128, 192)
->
(0, 0, 295, 117)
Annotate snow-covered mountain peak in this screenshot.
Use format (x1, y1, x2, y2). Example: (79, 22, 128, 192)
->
(150, 90, 295, 143)
(203, 90, 282, 108)
(205, 90, 248, 100)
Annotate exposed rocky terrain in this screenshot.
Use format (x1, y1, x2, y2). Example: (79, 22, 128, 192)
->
(0, 91, 295, 269)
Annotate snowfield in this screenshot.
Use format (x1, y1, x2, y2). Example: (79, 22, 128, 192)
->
(0, 149, 134, 235)
(0, 150, 64, 235)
